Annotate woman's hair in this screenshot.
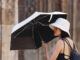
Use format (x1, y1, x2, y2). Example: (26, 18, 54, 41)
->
(61, 30, 70, 38)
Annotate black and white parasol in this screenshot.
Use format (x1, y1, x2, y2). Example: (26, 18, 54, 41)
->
(10, 11, 67, 50)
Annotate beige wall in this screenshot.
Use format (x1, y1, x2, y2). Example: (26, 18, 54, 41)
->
(0, 0, 80, 60)
(1, 0, 18, 60)
(0, 0, 2, 59)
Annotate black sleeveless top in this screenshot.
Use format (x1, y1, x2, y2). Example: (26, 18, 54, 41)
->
(57, 38, 71, 60)
(57, 54, 70, 60)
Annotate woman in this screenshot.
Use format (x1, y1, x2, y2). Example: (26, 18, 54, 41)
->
(42, 18, 75, 60)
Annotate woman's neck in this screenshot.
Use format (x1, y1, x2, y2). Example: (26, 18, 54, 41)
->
(59, 35, 62, 39)
(59, 36, 70, 40)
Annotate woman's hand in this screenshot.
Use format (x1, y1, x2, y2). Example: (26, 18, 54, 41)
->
(42, 41, 50, 60)
(42, 41, 48, 48)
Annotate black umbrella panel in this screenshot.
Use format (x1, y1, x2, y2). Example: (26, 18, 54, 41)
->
(10, 11, 67, 50)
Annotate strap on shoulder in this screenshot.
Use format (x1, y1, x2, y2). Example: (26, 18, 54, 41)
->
(62, 38, 71, 59)
(63, 38, 73, 51)
(62, 39, 65, 54)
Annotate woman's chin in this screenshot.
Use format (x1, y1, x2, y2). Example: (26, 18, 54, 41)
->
(54, 34, 59, 37)
(54, 34, 57, 36)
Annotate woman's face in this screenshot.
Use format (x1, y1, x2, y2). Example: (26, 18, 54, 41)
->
(53, 27, 61, 36)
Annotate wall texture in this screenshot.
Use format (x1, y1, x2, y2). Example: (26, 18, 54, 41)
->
(0, 0, 80, 60)
(0, 0, 18, 60)
(0, 0, 2, 59)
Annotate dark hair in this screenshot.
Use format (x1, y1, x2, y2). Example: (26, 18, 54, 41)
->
(61, 30, 70, 38)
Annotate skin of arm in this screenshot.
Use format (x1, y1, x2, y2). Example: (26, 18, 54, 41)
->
(42, 40, 63, 60)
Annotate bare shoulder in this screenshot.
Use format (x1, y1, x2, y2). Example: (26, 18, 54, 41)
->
(57, 40, 63, 44)
(66, 38, 74, 48)
(56, 40, 64, 47)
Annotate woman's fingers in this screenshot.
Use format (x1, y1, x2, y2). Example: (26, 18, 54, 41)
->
(42, 41, 48, 48)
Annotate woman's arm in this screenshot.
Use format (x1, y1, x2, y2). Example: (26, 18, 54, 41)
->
(50, 40, 63, 60)
(42, 41, 50, 60)
(42, 40, 63, 60)
(45, 46, 50, 60)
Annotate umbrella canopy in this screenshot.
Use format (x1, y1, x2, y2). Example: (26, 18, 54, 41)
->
(10, 11, 67, 50)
